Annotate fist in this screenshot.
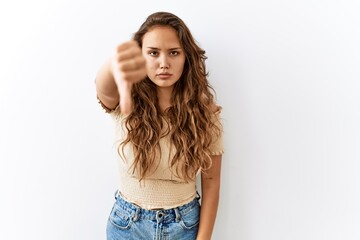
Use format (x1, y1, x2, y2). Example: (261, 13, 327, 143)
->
(111, 40, 146, 84)
(111, 40, 147, 114)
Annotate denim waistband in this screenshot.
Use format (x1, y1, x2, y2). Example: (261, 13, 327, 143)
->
(113, 190, 200, 223)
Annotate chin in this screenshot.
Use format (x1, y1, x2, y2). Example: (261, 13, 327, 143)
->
(155, 81, 177, 88)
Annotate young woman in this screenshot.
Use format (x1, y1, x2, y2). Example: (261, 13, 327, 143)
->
(96, 11, 224, 240)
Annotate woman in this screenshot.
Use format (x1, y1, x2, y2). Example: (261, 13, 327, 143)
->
(96, 11, 224, 240)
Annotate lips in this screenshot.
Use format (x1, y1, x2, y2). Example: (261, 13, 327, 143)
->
(156, 72, 172, 79)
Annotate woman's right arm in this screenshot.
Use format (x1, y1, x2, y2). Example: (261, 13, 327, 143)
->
(96, 57, 119, 111)
(95, 40, 146, 114)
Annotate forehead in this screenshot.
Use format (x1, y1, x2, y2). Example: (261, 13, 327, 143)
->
(142, 26, 182, 48)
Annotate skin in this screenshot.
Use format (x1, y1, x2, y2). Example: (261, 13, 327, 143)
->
(197, 155, 222, 240)
(142, 26, 186, 110)
(96, 25, 222, 240)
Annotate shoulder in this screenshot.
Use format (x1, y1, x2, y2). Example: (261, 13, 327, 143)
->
(108, 105, 130, 122)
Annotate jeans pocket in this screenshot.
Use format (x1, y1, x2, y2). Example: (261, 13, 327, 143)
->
(108, 205, 133, 230)
(179, 204, 200, 230)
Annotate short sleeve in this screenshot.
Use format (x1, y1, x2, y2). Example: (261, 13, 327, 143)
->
(209, 108, 224, 155)
(96, 95, 131, 124)
(96, 95, 117, 113)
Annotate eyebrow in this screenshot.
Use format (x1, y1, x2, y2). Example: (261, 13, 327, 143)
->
(146, 47, 182, 51)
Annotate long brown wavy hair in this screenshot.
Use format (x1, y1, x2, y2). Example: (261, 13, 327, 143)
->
(119, 12, 221, 182)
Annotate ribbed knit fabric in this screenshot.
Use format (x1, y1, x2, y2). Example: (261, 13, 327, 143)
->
(107, 105, 224, 209)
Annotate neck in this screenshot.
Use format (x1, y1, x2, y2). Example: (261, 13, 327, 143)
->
(156, 87, 173, 111)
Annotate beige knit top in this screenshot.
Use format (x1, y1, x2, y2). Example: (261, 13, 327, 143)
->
(105, 105, 224, 210)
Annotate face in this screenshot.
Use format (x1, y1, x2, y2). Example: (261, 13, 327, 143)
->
(142, 26, 186, 91)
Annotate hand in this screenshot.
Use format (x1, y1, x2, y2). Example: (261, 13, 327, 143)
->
(111, 40, 146, 114)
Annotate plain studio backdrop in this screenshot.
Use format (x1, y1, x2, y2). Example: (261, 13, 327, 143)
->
(0, 0, 359, 239)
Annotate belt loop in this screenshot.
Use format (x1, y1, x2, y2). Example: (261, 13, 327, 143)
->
(174, 208, 181, 222)
(133, 207, 140, 222)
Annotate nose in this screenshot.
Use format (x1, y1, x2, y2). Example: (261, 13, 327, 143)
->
(159, 55, 170, 70)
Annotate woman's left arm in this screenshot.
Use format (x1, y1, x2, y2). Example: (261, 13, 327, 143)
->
(196, 154, 222, 240)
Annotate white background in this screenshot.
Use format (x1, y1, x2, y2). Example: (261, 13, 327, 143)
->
(1, 0, 360, 239)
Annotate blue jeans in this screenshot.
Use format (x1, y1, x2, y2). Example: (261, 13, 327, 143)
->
(106, 190, 200, 240)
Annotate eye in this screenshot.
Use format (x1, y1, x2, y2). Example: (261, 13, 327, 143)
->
(148, 51, 159, 57)
(169, 51, 179, 56)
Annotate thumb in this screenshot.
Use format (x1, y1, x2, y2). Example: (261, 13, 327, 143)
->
(118, 81, 133, 115)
